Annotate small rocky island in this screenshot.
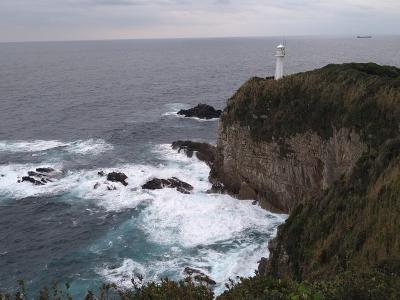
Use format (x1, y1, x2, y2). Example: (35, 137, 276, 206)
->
(178, 103, 222, 119)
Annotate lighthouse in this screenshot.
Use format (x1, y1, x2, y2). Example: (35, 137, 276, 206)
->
(274, 44, 286, 80)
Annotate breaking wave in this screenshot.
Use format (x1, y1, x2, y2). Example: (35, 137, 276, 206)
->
(0, 139, 113, 155)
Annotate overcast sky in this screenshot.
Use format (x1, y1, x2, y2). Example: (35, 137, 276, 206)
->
(0, 0, 399, 42)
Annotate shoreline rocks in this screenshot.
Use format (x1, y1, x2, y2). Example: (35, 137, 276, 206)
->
(142, 177, 193, 194)
(106, 172, 128, 186)
(172, 140, 216, 167)
(178, 104, 221, 120)
(18, 167, 58, 186)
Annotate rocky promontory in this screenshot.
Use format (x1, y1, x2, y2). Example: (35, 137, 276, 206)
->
(212, 63, 400, 296)
(211, 63, 400, 213)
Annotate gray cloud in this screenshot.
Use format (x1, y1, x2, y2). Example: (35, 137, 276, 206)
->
(0, 0, 398, 42)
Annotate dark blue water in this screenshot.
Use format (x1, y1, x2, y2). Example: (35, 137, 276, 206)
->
(1, 36, 399, 298)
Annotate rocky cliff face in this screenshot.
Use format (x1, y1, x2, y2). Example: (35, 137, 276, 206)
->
(263, 137, 400, 280)
(212, 124, 367, 212)
(211, 63, 400, 281)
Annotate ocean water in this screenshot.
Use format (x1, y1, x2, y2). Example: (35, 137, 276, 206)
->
(0, 36, 399, 298)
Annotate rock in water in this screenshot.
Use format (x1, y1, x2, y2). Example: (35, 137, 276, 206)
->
(107, 172, 128, 186)
(35, 167, 55, 173)
(177, 104, 222, 120)
(107, 185, 117, 191)
(172, 141, 216, 166)
(19, 167, 58, 186)
(22, 176, 45, 186)
(142, 177, 193, 194)
(141, 178, 164, 190)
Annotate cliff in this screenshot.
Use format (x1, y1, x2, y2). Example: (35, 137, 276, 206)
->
(211, 63, 400, 213)
(264, 137, 400, 280)
(212, 63, 400, 295)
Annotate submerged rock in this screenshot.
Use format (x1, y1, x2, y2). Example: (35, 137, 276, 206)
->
(178, 104, 222, 120)
(142, 177, 193, 194)
(172, 141, 216, 167)
(107, 172, 128, 186)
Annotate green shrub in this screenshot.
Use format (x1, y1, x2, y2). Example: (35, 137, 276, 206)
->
(222, 63, 400, 153)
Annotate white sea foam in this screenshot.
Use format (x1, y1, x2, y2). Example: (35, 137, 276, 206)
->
(99, 237, 279, 295)
(64, 139, 113, 155)
(0, 139, 113, 155)
(95, 144, 286, 294)
(140, 192, 280, 247)
(98, 259, 151, 289)
(165, 112, 219, 122)
(0, 163, 69, 199)
(162, 103, 189, 117)
(72, 144, 211, 211)
(0, 140, 66, 153)
(0, 141, 286, 294)
(194, 240, 271, 294)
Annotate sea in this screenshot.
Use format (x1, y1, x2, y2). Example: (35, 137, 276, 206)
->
(0, 36, 399, 298)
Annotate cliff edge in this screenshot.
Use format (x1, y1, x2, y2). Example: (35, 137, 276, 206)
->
(212, 63, 400, 289)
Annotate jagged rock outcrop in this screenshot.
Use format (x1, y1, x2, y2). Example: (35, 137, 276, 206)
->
(18, 167, 58, 185)
(142, 177, 193, 194)
(178, 104, 222, 119)
(172, 141, 216, 167)
(106, 172, 128, 186)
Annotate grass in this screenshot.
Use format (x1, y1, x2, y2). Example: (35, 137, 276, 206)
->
(222, 63, 400, 154)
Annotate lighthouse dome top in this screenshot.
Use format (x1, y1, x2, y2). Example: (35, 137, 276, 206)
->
(275, 44, 286, 57)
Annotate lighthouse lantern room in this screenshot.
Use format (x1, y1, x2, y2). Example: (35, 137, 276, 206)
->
(274, 44, 286, 80)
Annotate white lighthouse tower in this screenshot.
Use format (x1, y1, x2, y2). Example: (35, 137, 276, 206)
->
(274, 44, 286, 80)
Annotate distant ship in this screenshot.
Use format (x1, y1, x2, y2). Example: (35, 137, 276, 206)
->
(357, 35, 372, 39)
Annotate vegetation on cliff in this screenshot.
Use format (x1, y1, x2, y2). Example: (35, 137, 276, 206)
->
(0, 279, 215, 300)
(223, 63, 400, 151)
(219, 270, 400, 300)
(218, 63, 400, 298)
(3, 270, 400, 299)
(265, 137, 400, 281)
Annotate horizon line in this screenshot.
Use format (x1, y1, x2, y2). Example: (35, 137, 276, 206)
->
(1, 33, 396, 45)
